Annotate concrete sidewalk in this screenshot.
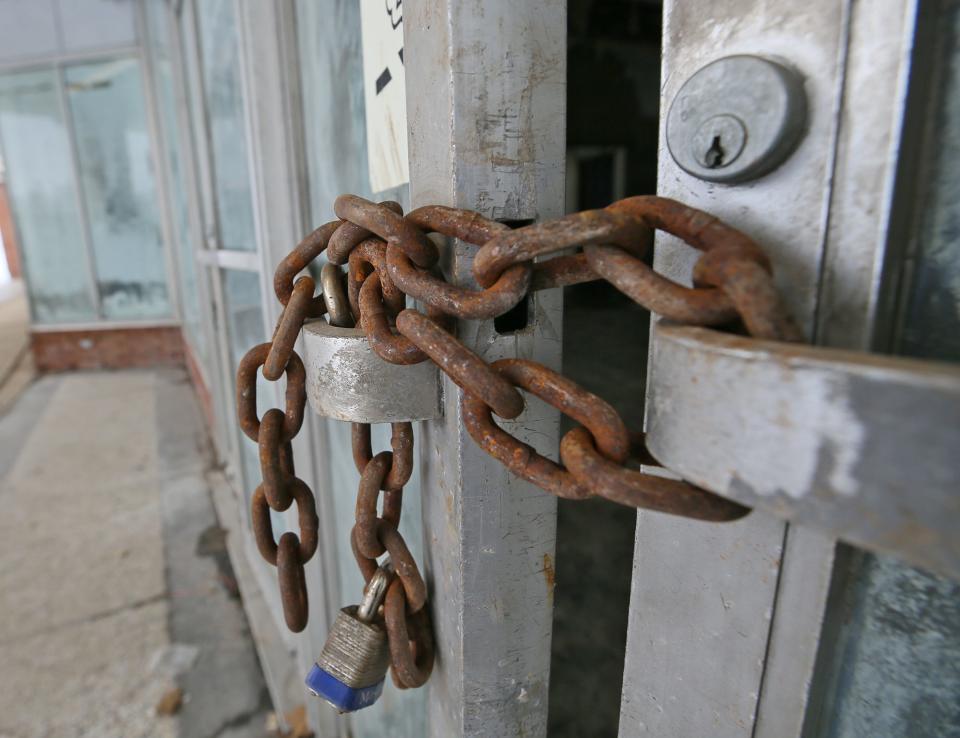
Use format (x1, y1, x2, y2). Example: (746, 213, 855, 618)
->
(0, 369, 273, 738)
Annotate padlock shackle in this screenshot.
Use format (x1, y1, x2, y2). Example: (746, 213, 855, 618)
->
(357, 560, 394, 623)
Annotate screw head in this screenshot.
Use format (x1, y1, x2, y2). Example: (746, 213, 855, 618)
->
(692, 115, 746, 169)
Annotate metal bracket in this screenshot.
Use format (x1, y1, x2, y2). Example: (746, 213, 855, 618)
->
(646, 323, 960, 577)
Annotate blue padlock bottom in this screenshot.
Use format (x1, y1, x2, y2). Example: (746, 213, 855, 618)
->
(305, 663, 385, 713)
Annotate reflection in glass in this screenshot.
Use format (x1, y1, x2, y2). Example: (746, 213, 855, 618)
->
(808, 8, 960, 735)
(196, 0, 257, 252)
(66, 57, 170, 320)
(146, 0, 207, 364)
(294, 1, 424, 733)
(0, 68, 96, 323)
(220, 268, 284, 537)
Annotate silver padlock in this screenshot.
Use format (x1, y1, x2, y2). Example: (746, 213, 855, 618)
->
(305, 562, 394, 712)
(302, 266, 442, 423)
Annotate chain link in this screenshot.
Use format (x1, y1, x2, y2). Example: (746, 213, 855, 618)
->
(235, 192, 803, 695)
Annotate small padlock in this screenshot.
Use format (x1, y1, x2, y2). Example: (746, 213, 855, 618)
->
(305, 561, 394, 712)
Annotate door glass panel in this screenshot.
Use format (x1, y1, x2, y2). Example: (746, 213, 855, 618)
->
(220, 268, 284, 537)
(806, 8, 960, 736)
(146, 0, 207, 364)
(221, 268, 266, 495)
(0, 67, 96, 323)
(65, 57, 171, 320)
(295, 2, 424, 734)
(195, 0, 257, 252)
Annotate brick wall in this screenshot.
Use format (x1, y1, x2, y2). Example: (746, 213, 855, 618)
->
(31, 326, 185, 372)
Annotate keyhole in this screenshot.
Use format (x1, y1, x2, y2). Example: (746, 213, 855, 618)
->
(704, 135, 725, 168)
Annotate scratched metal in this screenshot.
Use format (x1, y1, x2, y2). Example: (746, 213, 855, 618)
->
(301, 320, 442, 423)
(406, 0, 566, 734)
(647, 323, 960, 577)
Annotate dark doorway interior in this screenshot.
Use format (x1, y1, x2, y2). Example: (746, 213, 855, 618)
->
(548, 2, 662, 735)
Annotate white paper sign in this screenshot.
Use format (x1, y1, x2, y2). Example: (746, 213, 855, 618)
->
(359, 0, 409, 192)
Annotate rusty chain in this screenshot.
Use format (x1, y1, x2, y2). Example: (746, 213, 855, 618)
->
(236, 193, 803, 691)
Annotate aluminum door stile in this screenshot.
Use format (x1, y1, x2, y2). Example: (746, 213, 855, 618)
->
(404, 2, 566, 736)
(619, 1, 926, 737)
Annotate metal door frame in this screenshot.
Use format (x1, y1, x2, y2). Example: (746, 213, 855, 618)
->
(405, 2, 567, 735)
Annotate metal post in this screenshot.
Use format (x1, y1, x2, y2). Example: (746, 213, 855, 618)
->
(405, 2, 566, 735)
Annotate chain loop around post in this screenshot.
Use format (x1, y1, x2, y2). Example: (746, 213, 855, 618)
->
(472, 209, 653, 289)
(332, 195, 438, 267)
(560, 426, 750, 520)
(395, 309, 525, 419)
(387, 206, 531, 319)
(607, 196, 803, 342)
(327, 199, 405, 265)
(238, 192, 810, 654)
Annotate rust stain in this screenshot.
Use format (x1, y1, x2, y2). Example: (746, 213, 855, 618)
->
(542, 553, 556, 594)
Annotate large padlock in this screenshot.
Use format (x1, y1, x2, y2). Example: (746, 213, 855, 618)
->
(306, 562, 394, 712)
(302, 267, 442, 423)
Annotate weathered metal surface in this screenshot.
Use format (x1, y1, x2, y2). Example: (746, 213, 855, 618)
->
(647, 322, 960, 576)
(274, 220, 338, 316)
(236, 342, 306, 443)
(359, 275, 428, 365)
(354, 451, 404, 558)
(405, 0, 566, 733)
(620, 1, 854, 735)
(333, 194, 438, 267)
(392, 207, 530, 319)
(395, 309, 524, 419)
(264, 275, 315, 380)
(322, 263, 354, 328)
(462, 358, 627, 500)
(384, 580, 436, 689)
(351, 523, 427, 614)
(251, 479, 319, 566)
(351, 422, 414, 492)
(327, 199, 404, 265)
(473, 208, 651, 288)
(348, 239, 405, 323)
(302, 319, 441, 423)
(316, 606, 391, 688)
